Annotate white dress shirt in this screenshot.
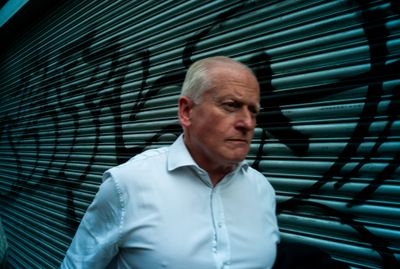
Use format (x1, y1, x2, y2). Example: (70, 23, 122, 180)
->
(61, 135, 280, 269)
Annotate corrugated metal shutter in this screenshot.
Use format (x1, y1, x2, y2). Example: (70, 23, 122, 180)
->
(0, 0, 399, 268)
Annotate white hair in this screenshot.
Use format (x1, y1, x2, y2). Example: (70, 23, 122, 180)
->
(180, 56, 255, 103)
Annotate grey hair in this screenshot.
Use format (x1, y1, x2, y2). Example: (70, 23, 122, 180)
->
(180, 56, 255, 104)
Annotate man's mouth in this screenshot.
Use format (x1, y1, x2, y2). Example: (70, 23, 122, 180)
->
(226, 138, 249, 145)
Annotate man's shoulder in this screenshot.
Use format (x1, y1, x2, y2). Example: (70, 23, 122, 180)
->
(127, 146, 170, 163)
(106, 146, 169, 177)
(243, 165, 275, 190)
(244, 165, 266, 179)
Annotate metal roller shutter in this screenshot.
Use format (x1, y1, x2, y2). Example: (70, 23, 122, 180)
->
(0, 0, 399, 268)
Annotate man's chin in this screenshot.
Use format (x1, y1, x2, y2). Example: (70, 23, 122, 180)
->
(225, 153, 248, 164)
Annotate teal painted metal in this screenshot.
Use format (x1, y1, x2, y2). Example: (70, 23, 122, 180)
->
(0, 0, 399, 268)
(0, 217, 8, 268)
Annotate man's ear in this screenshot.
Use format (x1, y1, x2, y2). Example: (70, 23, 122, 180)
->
(178, 96, 194, 128)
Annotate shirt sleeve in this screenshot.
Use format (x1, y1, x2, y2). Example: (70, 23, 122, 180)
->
(270, 187, 281, 244)
(60, 171, 124, 269)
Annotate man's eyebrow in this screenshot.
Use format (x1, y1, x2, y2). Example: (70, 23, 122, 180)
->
(211, 93, 261, 110)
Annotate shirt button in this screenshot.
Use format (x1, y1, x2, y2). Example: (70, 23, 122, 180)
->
(222, 261, 230, 268)
(218, 223, 223, 228)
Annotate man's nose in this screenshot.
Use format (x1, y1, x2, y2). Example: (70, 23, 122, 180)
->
(236, 108, 256, 132)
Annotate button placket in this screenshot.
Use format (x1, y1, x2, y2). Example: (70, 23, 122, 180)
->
(210, 186, 231, 269)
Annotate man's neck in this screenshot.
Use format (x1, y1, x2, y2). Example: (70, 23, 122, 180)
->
(207, 164, 236, 186)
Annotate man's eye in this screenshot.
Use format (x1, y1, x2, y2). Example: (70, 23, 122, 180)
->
(222, 102, 240, 111)
(250, 107, 260, 115)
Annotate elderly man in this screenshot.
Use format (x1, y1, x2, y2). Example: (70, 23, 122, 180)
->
(61, 56, 280, 269)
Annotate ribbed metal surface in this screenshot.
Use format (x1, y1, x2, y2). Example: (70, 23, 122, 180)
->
(0, 0, 399, 268)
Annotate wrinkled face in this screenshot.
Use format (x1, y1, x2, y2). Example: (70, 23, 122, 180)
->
(179, 65, 260, 171)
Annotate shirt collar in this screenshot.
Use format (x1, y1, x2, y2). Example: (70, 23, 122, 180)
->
(167, 134, 198, 171)
(167, 134, 249, 172)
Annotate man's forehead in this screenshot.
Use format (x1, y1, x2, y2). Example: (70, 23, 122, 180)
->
(209, 77, 260, 97)
(207, 88, 261, 108)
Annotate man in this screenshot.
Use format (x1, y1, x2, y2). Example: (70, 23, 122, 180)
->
(61, 56, 280, 268)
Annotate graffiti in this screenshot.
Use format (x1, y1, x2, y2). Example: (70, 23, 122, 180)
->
(270, 1, 400, 267)
(0, 0, 399, 268)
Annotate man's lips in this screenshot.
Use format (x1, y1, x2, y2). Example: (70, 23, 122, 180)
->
(226, 138, 250, 145)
